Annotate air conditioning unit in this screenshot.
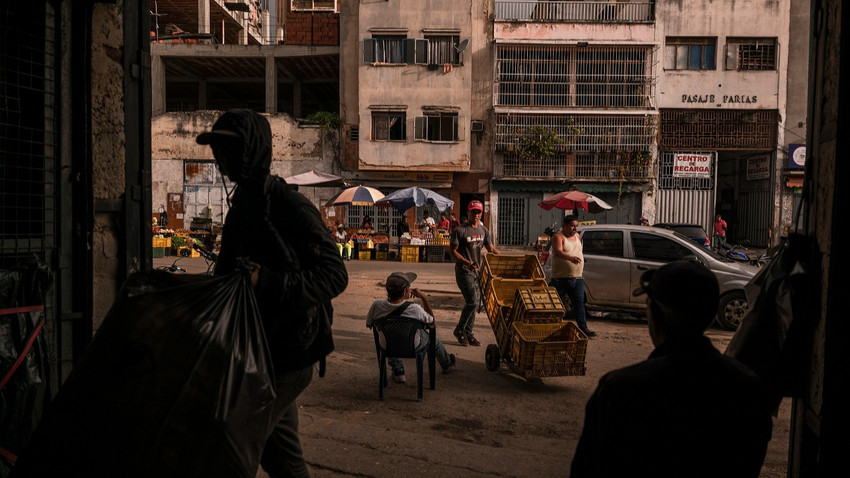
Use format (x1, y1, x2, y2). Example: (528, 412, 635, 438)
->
(471, 120, 484, 132)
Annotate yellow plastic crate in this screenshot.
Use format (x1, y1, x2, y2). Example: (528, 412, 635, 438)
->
(486, 278, 548, 310)
(510, 321, 587, 378)
(358, 250, 371, 261)
(508, 286, 566, 325)
(479, 254, 545, 294)
(152, 236, 171, 248)
(401, 245, 419, 263)
(375, 251, 388, 261)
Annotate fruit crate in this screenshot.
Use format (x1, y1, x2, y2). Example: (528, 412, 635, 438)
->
(508, 286, 566, 326)
(358, 250, 372, 261)
(490, 306, 512, 356)
(510, 321, 588, 378)
(401, 245, 419, 263)
(478, 254, 545, 295)
(152, 236, 171, 248)
(485, 277, 548, 311)
(483, 279, 514, 330)
(375, 251, 388, 261)
(425, 245, 447, 263)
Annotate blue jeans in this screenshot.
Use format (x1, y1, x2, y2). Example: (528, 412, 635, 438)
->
(388, 331, 452, 372)
(455, 265, 480, 335)
(549, 277, 590, 333)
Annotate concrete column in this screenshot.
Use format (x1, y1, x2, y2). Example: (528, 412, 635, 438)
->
(263, 10, 271, 45)
(199, 80, 207, 110)
(265, 55, 277, 113)
(151, 53, 166, 115)
(293, 81, 302, 118)
(198, 0, 210, 34)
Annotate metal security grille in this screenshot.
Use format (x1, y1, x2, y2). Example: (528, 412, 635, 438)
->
(495, 152, 651, 180)
(346, 204, 402, 236)
(1, 4, 57, 269)
(495, 113, 657, 153)
(660, 109, 777, 151)
(495, 1, 656, 23)
(496, 44, 655, 108)
(725, 38, 777, 71)
(497, 196, 528, 245)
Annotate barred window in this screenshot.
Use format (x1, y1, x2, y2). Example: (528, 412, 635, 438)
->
(372, 111, 406, 141)
(725, 38, 776, 71)
(664, 37, 716, 70)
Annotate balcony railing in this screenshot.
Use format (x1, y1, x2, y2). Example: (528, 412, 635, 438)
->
(495, 113, 656, 153)
(495, 1, 655, 23)
(495, 153, 652, 180)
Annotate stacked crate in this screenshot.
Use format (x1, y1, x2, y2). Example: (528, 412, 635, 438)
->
(479, 254, 587, 378)
(152, 236, 171, 258)
(400, 245, 419, 263)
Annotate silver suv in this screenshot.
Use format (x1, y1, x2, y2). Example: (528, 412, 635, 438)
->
(578, 224, 758, 330)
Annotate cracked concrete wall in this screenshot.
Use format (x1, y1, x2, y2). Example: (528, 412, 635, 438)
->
(151, 111, 338, 222)
(91, 1, 125, 330)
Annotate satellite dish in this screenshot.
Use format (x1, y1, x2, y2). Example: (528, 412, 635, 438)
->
(455, 39, 470, 53)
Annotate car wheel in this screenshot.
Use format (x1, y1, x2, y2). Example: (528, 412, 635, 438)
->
(485, 344, 501, 372)
(716, 292, 747, 331)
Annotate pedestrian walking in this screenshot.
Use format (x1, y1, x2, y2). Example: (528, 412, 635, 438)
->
(548, 215, 595, 337)
(449, 200, 499, 346)
(713, 214, 727, 249)
(571, 260, 773, 478)
(197, 109, 348, 478)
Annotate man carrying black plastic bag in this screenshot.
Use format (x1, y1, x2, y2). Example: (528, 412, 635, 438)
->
(197, 109, 348, 478)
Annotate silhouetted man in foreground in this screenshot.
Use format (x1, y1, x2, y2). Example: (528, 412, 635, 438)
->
(571, 261, 772, 478)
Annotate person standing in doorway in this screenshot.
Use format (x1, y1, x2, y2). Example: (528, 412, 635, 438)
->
(549, 215, 595, 337)
(449, 200, 499, 346)
(714, 214, 728, 249)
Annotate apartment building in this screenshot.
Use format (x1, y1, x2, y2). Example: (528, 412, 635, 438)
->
(655, 0, 795, 246)
(491, 1, 658, 246)
(338, 0, 492, 235)
(149, 0, 340, 229)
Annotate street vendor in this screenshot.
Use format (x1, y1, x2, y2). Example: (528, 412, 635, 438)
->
(334, 224, 352, 260)
(438, 213, 451, 230)
(361, 214, 374, 230)
(449, 200, 499, 346)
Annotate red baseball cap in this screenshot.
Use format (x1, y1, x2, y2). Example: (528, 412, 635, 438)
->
(468, 200, 484, 212)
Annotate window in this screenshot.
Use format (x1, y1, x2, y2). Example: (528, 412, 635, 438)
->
(372, 111, 406, 141)
(425, 35, 462, 65)
(415, 112, 460, 142)
(362, 36, 427, 64)
(582, 231, 624, 257)
(632, 232, 695, 262)
(291, 0, 338, 12)
(725, 38, 777, 70)
(664, 37, 716, 70)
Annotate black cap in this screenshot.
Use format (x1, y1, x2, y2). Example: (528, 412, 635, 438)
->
(196, 110, 252, 145)
(386, 272, 417, 293)
(633, 260, 720, 327)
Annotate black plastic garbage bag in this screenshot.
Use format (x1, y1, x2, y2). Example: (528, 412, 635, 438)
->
(11, 270, 276, 478)
(0, 263, 53, 478)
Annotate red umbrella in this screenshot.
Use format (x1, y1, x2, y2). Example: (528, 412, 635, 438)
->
(538, 190, 613, 213)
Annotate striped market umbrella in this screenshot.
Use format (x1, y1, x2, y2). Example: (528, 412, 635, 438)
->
(325, 185, 385, 207)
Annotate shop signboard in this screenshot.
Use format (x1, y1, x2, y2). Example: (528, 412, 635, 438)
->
(747, 155, 771, 180)
(789, 144, 806, 169)
(673, 153, 712, 178)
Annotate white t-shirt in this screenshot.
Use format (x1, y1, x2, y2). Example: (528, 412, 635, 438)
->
(366, 299, 433, 349)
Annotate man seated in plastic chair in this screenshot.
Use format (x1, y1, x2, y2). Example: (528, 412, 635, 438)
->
(366, 272, 456, 384)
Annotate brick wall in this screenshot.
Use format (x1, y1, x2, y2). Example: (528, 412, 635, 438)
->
(285, 12, 339, 46)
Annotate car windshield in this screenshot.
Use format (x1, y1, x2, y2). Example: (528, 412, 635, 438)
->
(669, 225, 708, 237)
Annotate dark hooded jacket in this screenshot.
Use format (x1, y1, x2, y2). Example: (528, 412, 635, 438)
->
(212, 109, 348, 374)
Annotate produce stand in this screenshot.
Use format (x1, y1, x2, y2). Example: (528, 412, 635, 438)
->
(479, 254, 588, 379)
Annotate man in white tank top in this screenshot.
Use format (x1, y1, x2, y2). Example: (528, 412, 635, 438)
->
(548, 215, 595, 337)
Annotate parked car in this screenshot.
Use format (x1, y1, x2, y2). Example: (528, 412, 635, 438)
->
(653, 222, 711, 249)
(578, 224, 758, 330)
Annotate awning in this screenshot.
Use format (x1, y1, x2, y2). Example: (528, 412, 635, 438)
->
(785, 177, 804, 188)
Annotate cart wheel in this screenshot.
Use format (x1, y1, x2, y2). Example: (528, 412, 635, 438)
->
(485, 344, 501, 372)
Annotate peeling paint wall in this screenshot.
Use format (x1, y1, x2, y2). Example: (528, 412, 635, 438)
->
(91, 1, 125, 329)
(151, 111, 338, 220)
